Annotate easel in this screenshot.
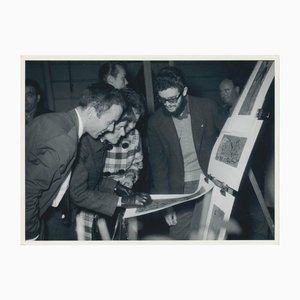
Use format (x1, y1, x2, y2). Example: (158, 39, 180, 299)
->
(198, 166, 275, 240)
(245, 107, 275, 238)
(248, 168, 274, 237)
(201, 61, 275, 240)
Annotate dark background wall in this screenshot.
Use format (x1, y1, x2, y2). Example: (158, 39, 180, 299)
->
(25, 60, 257, 112)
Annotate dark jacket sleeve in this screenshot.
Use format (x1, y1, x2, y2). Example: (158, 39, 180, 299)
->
(26, 146, 61, 240)
(147, 118, 170, 194)
(69, 139, 119, 216)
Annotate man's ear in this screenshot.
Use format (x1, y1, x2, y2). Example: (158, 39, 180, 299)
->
(86, 106, 96, 119)
(183, 86, 188, 96)
(37, 94, 41, 103)
(235, 86, 240, 95)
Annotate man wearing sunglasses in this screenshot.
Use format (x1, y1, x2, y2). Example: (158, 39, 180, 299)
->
(148, 66, 224, 240)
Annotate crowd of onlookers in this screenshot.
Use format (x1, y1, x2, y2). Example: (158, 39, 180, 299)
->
(25, 62, 274, 241)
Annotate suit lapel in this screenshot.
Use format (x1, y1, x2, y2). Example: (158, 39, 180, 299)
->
(159, 112, 183, 162)
(62, 110, 81, 174)
(189, 96, 205, 158)
(67, 109, 80, 144)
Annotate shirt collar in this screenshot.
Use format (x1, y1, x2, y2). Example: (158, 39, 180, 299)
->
(74, 108, 84, 139)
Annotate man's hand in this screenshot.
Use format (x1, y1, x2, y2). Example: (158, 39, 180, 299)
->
(114, 181, 134, 197)
(164, 207, 177, 226)
(121, 193, 152, 208)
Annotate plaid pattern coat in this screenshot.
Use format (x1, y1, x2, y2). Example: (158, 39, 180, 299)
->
(103, 129, 143, 183)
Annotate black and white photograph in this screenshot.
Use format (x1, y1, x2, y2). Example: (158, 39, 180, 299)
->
(2, 1, 299, 300)
(23, 58, 276, 242)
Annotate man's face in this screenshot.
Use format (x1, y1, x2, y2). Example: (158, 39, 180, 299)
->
(102, 120, 127, 144)
(110, 66, 128, 89)
(25, 86, 40, 112)
(219, 80, 239, 106)
(86, 104, 123, 139)
(158, 87, 185, 114)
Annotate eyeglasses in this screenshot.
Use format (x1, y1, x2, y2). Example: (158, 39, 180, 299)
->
(158, 90, 183, 104)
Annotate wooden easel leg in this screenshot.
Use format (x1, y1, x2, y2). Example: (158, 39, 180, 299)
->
(248, 168, 274, 238)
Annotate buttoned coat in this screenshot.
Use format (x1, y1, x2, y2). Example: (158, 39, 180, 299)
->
(148, 95, 223, 194)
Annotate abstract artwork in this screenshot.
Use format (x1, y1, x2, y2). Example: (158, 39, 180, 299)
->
(215, 135, 247, 167)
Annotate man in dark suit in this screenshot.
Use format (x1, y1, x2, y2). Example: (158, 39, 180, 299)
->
(25, 85, 126, 240)
(147, 67, 224, 240)
(70, 101, 152, 240)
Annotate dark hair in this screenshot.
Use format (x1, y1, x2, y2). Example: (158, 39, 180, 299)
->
(220, 77, 241, 89)
(120, 88, 145, 120)
(80, 83, 126, 118)
(98, 62, 126, 84)
(154, 66, 186, 93)
(118, 107, 135, 123)
(26, 79, 41, 95)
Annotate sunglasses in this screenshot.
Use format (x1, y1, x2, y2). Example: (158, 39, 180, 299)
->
(158, 90, 183, 104)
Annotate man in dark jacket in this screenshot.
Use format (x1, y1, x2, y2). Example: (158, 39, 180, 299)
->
(25, 85, 126, 240)
(70, 101, 151, 240)
(148, 67, 224, 239)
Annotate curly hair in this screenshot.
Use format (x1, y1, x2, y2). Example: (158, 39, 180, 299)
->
(120, 88, 145, 118)
(154, 66, 186, 93)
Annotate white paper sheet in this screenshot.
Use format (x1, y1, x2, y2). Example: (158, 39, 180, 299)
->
(123, 173, 214, 219)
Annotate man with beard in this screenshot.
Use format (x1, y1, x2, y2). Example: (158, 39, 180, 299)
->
(147, 66, 223, 240)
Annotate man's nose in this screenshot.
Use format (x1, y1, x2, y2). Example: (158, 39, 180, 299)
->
(125, 78, 128, 86)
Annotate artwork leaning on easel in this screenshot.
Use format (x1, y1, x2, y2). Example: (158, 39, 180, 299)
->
(198, 60, 275, 240)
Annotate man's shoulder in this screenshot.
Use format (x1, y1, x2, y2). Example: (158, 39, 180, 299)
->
(189, 95, 218, 116)
(79, 134, 104, 154)
(148, 107, 166, 126)
(28, 110, 77, 135)
(26, 110, 78, 152)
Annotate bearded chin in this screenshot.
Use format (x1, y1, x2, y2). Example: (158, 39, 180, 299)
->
(162, 97, 187, 118)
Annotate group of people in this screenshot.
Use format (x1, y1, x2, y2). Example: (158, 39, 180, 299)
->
(25, 62, 272, 241)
